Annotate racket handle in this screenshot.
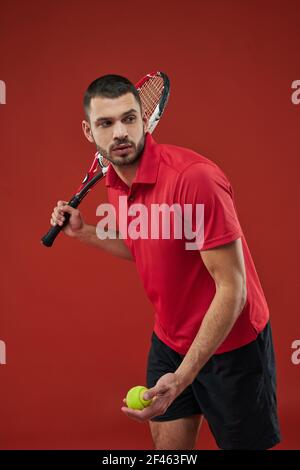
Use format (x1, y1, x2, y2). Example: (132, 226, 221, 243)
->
(41, 196, 80, 248)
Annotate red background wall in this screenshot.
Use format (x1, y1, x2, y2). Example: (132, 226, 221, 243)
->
(0, 0, 299, 449)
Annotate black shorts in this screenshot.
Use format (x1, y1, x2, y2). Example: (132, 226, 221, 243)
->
(146, 322, 281, 450)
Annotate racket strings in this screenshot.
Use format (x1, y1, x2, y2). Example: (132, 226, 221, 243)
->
(139, 76, 164, 118)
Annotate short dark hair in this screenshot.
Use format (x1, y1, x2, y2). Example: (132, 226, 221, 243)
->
(83, 74, 142, 117)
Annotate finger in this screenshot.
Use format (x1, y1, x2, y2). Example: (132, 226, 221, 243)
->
(54, 205, 68, 216)
(121, 407, 146, 422)
(53, 206, 76, 226)
(146, 382, 170, 400)
(60, 205, 77, 216)
(143, 387, 160, 401)
(57, 200, 68, 208)
(52, 210, 65, 226)
(121, 404, 162, 422)
(53, 207, 65, 220)
(50, 216, 59, 226)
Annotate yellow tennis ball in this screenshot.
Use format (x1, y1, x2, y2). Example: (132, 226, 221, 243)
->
(126, 386, 152, 410)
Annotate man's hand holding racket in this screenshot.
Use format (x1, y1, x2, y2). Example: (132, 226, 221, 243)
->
(50, 201, 84, 238)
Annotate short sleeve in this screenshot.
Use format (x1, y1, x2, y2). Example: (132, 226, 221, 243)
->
(177, 162, 243, 250)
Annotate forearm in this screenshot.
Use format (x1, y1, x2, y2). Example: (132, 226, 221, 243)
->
(175, 284, 247, 391)
(75, 224, 133, 260)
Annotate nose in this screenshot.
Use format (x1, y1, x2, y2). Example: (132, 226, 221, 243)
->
(113, 120, 128, 141)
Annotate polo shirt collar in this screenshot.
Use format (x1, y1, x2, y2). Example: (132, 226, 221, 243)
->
(105, 132, 160, 189)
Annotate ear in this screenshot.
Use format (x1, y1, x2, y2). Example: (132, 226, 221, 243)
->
(82, 119, 95, 143)
(142, 115, 149, 133)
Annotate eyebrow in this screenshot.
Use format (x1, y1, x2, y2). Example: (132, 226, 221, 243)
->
(95, 108, 138, 124)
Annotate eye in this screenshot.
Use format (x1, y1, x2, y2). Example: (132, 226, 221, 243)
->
(99, 120, 112, 128)
(124, 115, 136, 123)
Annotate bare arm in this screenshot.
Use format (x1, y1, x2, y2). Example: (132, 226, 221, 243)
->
(174, 237, 247, 390)
(75, 224, 133, 260)
(51, 201, 133, 260)
(121, 238, 248, 422)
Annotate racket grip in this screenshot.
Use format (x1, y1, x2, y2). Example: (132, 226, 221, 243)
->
(41, 196, 80, 248)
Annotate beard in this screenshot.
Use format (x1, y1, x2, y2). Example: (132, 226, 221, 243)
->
(96, 132, 145, 167)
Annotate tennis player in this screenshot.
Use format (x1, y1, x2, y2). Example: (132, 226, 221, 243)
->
(50, 75, 281, 450)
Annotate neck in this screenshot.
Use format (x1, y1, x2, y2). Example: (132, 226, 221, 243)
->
(111, 160, 140, 188)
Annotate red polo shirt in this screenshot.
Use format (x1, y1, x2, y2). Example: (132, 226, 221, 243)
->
(105, 133, 269, 355)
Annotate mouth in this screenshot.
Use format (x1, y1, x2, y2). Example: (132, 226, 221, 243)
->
(112, 144, 133, 156)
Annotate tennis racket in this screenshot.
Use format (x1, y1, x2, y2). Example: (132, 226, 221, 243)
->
(41, 71, 170, 247)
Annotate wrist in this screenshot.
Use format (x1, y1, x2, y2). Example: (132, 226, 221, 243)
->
(174, 370, 193, 394)
(73, 222, 90, 240)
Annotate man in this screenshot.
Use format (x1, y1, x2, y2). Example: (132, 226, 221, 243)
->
(50, 75, 281, 450)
